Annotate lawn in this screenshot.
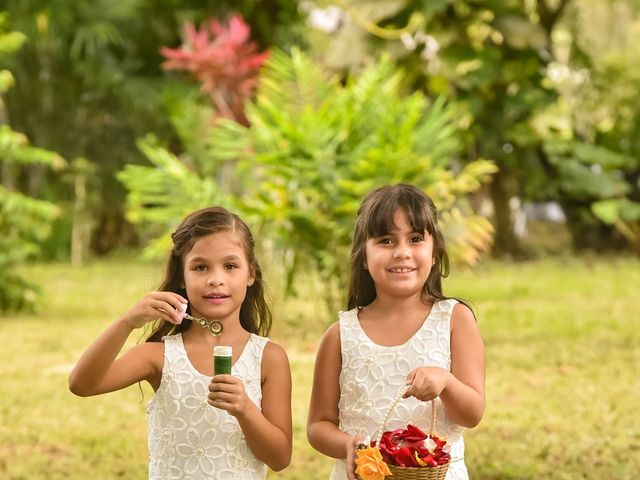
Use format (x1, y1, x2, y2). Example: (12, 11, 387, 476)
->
(1, 255, 639, 479)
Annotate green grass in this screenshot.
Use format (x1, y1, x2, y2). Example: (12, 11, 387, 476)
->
(1, 255, 639, 479)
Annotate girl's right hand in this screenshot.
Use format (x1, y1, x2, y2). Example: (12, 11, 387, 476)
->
(346, 434, 363, 480)
(120, 292, 187, 329)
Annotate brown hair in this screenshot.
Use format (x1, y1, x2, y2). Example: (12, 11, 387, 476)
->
(145, 206, 272, 342)
(347, 184, 450, 309)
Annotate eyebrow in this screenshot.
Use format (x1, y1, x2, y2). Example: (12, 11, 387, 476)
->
(378, 230, 425, 236)
(187, 254, 242, 263)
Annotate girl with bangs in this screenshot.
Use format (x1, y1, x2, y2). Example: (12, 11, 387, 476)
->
(308, 184, 485, 479)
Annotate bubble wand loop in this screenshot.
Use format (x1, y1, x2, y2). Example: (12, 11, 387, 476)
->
(183, 312, 224, 336)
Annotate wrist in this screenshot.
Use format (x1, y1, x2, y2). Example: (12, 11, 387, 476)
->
(234, 398, 258, 421)
(116, 316, 139, 331)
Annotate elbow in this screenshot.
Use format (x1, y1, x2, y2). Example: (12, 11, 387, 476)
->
(306, 422, 320, 452)
(460, 416, 482, 429)
(458, 407, 484, 428)
(68, 382, 88, 397)
(269, 456, 290, 472)
(267, 449, 291, 472)
(68, 375, 92, 397)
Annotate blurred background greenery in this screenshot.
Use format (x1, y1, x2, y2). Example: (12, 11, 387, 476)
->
(1, 0, 639, 478)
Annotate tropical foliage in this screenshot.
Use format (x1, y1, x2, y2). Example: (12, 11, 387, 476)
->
(120, 47, 496, 310)
(307, 0, 640, 254)
(1, 1, 304, 255)
(0, 16, 64, 311)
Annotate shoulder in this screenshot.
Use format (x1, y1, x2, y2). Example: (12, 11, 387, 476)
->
(321, 320, 341, 346)
(261, 340, 292, 385)
(312, 321, 342, 366)
(262, 340, 290, 367)
(450, 301, 482, 342)
(451, 301, 476, 327)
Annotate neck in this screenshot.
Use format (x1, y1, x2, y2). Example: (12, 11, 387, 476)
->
(368, 292, 431, 317)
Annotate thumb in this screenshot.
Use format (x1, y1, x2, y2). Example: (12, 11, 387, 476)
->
(403, 370, 416, 398)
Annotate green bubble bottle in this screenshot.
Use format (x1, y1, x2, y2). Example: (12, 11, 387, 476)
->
(213, 346, 232, 375)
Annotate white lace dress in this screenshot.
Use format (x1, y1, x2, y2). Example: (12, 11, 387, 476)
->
(330, 299, 468, 480)
(147, 333, 269, 480)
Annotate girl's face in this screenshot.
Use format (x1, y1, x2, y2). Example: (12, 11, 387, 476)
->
(364, 208, 434, 301)
(182, 230, 255, 323)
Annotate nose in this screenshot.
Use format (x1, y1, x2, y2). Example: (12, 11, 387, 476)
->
(207, 271, 224, 286)
(392, 243, 410, 259)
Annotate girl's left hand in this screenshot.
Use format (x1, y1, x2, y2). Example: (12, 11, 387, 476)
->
(403, 367, 450, 401)
(208, 375, 250, 417)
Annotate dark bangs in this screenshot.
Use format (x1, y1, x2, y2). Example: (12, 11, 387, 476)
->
(364, 189, 436, 238)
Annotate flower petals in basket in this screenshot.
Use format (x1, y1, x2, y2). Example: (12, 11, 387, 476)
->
(356, 424, 450, 480)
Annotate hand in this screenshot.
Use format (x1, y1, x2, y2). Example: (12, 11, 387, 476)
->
(120, 292, 187, 329)
(208, 374, 251, 418)
(346, 434, 363, 480)
(403, 366, 450, 401)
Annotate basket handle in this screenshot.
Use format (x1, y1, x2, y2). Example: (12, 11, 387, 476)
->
(376, 387, 437, 444)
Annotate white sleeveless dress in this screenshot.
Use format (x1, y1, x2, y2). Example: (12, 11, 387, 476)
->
(330, 299, 469, 480)
(147, 333, 269, 480)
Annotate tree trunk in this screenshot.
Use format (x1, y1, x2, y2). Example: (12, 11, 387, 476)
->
(489, 168, 521, 257)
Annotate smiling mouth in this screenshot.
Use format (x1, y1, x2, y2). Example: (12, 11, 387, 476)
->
(388, 267, 415, 273)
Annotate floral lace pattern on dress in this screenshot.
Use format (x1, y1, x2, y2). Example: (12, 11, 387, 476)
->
(329, 299, 469, 480)
(147, 333, 269, 480)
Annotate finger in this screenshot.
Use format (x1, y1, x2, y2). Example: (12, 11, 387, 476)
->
(209, 375, 237, 388)
(155, 309, 181, 325)
(402, 381, 415, 398)
(153, 300, 183, 324)
(169, 292, 188, 305)
(208, 398, 229, 409)
(209, 383, 243, 397)
(154, 306, 181, 325)
(165, 293, 188, 313)
(151, 292, 187, 314)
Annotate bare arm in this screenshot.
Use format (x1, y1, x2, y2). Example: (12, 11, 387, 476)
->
(404, 302, 485, 427)
(68, 292, 186, 396)
(440, 302, 485, 426)
(208, 342, 292, 471)
(307, 323, 361, 479)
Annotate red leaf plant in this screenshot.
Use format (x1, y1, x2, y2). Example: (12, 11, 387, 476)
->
(375, 424, 450, 468)
(161, 14, 269, 126)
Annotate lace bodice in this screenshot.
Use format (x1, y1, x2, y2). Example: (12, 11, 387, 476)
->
(329, 299, 469, 480)
(147, 333, 269, 480)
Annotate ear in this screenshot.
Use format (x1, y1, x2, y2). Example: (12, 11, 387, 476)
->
(363, 263, 368, 270)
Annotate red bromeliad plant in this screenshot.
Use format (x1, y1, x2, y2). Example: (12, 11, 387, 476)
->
(160, 14, 269, 126)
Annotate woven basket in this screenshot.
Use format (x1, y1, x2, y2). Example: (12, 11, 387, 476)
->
(377, 392, 449, 480)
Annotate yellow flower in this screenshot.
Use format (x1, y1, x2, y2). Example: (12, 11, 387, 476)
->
(355, 446, 392, 480)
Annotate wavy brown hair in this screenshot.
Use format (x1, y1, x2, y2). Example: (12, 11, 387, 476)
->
(145, 206, 272, 342)
(347, 184, 452, 310)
